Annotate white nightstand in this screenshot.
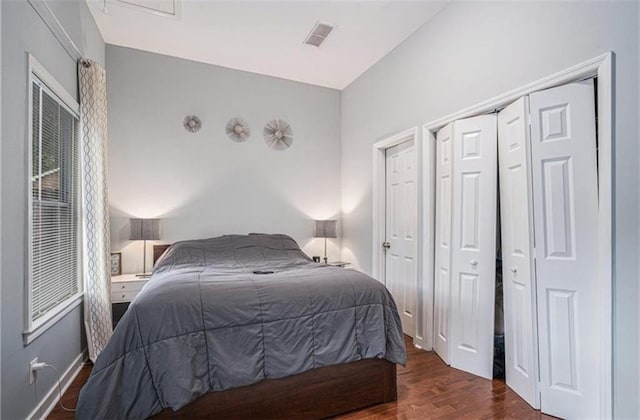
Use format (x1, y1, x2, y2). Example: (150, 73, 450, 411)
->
(327, 261, 351, 268)
(111, 274, 148, 303)
(111, 274, 149, 328)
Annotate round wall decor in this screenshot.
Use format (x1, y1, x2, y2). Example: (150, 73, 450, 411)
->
(183, 115, 202, 133)
(263, 119, 293, 150)
(226, 117, 251, 142)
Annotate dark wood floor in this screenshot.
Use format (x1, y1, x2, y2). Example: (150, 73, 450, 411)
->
(49, 336, 553, 419)
(337, 337, 554, 420)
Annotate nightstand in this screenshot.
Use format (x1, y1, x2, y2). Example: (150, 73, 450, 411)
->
(111, 274, 148, 328)
(327, 261, 351, 268)
(111, 274, 148, 303)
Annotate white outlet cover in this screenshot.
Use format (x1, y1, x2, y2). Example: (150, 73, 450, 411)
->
(29, 357, 39, 384)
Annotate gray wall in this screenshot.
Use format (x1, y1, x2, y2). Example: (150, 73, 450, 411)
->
(340, 1, 639, 418)
(0, 1, 104, 418)
(106, 45, 342, 273)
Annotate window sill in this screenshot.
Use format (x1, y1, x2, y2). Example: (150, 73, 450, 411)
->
(23, 292, 84, 346)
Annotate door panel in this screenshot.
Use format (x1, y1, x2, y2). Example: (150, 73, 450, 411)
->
(546, 289, 578, 390)
(458, 272, 479, 351)
(497, 97, 540, 408)
(434, 123, 453, 363)
(449, 114, 497, 379)
(530, 80, 599, 419)
(460, 172, 480, 249)
(541, 158, 574, 258)
(385, 140, 417, 337)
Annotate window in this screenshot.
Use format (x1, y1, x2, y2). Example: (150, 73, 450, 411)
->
(26, 57, 82, 341)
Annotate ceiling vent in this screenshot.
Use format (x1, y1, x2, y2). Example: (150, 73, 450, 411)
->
(304, 21, 334, 47)
(112, 0, 180, 18)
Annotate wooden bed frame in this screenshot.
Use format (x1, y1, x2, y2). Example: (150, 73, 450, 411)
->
(153, 244, 171, 266)
(149, 244, 398, 419)
(152, 358, 396, 419)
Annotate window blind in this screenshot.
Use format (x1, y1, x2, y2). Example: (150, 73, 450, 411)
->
(31, 79, 80, 322)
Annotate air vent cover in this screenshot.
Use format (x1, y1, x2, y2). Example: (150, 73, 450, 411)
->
(115, 0, 179, 17)
(304, 22, 334, 47)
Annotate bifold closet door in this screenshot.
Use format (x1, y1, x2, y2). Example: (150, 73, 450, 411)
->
(529, 80, 600, 419)
(385, 140, 417, 338)
(434, 123, 453, 363)
(449, 115, 498, 379)
(497, 97, 540, 409)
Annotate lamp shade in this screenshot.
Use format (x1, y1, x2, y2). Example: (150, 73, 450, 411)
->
(313, 220, 337, 238)
(129, 218, 160, 241)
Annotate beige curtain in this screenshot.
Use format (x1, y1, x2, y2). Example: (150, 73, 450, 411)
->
(79, 59, 112, 361)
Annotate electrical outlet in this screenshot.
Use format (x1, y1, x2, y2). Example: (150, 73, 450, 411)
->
(29, 358, 39, 384)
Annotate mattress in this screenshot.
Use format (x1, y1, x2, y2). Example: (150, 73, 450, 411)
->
(76, 234, 406, 419)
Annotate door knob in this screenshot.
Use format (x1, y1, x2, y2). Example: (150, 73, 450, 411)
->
(511, 266, 518, 275)
(382, 241, 391, 249)
(470, 260, 478, 268)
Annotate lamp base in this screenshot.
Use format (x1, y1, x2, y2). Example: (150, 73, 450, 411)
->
(323, 238, 328, 264)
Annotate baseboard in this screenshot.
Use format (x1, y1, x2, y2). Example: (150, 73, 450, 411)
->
(27, 350, 88, 420)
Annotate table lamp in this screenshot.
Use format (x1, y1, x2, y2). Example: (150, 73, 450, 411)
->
(130, 218, 160, 277)
(313, 220, 337, 263)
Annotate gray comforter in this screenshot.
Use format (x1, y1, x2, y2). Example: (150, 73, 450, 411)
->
(76, 234, 406, 419)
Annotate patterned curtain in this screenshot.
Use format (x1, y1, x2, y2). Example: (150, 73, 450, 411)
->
(79, 59, 112, 361)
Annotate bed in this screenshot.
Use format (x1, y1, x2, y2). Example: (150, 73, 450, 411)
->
(76, 234, 406, 419)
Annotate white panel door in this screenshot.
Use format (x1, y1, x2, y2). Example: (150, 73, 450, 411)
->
(497, 97, 540, 408)
(385, 140, 417, 337)
(449, 114, 498, 379)
(434, 123, 453, 363)
(530, 80, 599, 419)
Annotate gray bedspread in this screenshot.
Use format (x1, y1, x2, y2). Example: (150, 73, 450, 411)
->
(76, 234, 406, 419)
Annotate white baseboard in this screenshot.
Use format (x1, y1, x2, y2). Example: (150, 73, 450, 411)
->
(28, 350, 88, 420)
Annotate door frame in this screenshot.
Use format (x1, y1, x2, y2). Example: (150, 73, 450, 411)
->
(372, 127, 434, 350)
(423, 52, 613, 418)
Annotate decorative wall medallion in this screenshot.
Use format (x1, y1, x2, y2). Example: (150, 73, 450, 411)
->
(183, 115, 202, 133)
(226, 117, 251, 142)
(263, 119, 293, 150)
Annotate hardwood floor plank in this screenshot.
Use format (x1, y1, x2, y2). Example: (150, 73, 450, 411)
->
(48, 336, 554, 419)
(47, 363, 91, 420)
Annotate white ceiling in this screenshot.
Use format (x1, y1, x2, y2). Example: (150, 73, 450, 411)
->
(86, 1, 448, 89)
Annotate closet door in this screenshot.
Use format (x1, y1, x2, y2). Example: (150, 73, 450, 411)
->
(434, 123, 453, 363)
(497, 97, 540, 408)
(449, 115, 497, 379)
(529, 80, 599, 419)
(385, 140, 417, 337)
